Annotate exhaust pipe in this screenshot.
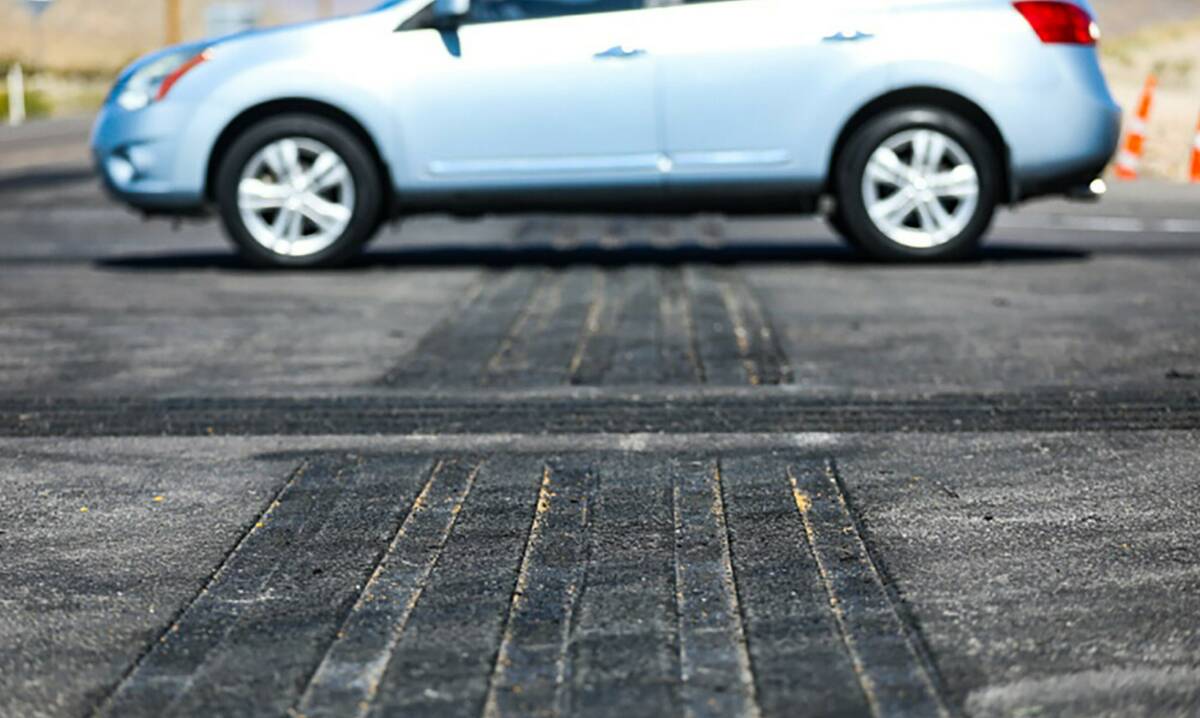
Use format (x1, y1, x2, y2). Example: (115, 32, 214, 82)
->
(1066, 178, 1107, 202)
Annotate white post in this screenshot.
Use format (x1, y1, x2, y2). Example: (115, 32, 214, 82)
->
(7, 63, 25, 127)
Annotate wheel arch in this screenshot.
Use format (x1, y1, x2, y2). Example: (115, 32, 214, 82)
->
(204, 98, 392, 207)
(827, 87, 1014, 203)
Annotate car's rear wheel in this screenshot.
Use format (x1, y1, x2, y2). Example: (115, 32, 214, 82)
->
(824, 206, 860, 250)
(833, 107, 1000, 262)
(215, 114, 384, 268)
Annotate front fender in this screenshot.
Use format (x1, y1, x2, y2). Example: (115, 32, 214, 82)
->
(167, 61, 397, 198)
(160, 10, 402, 198)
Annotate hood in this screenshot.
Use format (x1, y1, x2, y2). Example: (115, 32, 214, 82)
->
(115, 7, 397, 85)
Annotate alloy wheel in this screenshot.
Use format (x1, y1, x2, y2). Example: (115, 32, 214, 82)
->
(237, 137, 357, 258)
(861, 128, 981, 249)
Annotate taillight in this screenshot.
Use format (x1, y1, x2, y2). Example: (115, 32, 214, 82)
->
(156, 50, 211, 101)
(1013, 1, 1099, 45)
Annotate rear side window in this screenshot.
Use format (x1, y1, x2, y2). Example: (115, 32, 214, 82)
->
(468, 0, 645, 23)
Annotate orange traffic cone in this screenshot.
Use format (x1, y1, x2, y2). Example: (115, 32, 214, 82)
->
(1190, 113, 1200, 184)
(1114, 74, 1157, 181)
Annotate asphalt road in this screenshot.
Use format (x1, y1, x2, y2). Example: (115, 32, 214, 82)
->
(2, 117, 1199, 718)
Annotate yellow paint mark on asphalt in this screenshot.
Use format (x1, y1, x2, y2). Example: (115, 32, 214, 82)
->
(482, 466, 555, 718)
(79, 506, 89, 513)
(792, 489, 812, 515)
(569, 272, 607, 378)
(521, 467, 555, 611)
(717, 278, 761, 385)
(298, 459, 482, 718)
(787, 466, 882, 714)
(535, 483, 555, 518)
(153, 496, 165, 503)
(485, 274, 563, 376)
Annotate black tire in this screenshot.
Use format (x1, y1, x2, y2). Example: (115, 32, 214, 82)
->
(833, 107, 1000, 262)
(215, 114, 385, 269)
(824, 205, 863, 251)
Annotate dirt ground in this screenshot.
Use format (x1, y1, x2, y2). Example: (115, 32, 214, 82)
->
(1101, 19, 1200, 181)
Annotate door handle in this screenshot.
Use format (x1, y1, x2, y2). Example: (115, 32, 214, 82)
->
(822, 30, 874, 42)
(594, 45, 647, 60)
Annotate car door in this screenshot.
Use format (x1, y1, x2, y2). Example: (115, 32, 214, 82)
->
(647, 0, 893, 190)
(388, 0, 661, 194)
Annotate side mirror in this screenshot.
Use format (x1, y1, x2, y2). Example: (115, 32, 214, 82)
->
(433, 0, 470, 25)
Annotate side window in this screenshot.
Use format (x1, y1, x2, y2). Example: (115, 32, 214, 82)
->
(468, 0, 645, 24)
(399, 4, 437, 30)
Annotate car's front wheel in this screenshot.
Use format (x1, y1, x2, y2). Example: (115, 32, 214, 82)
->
(833, 107, 1000, 262)
(215, 114, 384, 268)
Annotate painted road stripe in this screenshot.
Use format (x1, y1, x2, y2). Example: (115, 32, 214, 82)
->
(1159, 218, 1200, 234)
(296, 457, 482, 718)
(997, 215, 1200, 234)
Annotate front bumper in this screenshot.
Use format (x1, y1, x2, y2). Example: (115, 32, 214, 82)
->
(91, 102, 209, 214)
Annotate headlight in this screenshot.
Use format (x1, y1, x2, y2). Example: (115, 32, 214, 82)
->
(114, 48, 211, 111)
